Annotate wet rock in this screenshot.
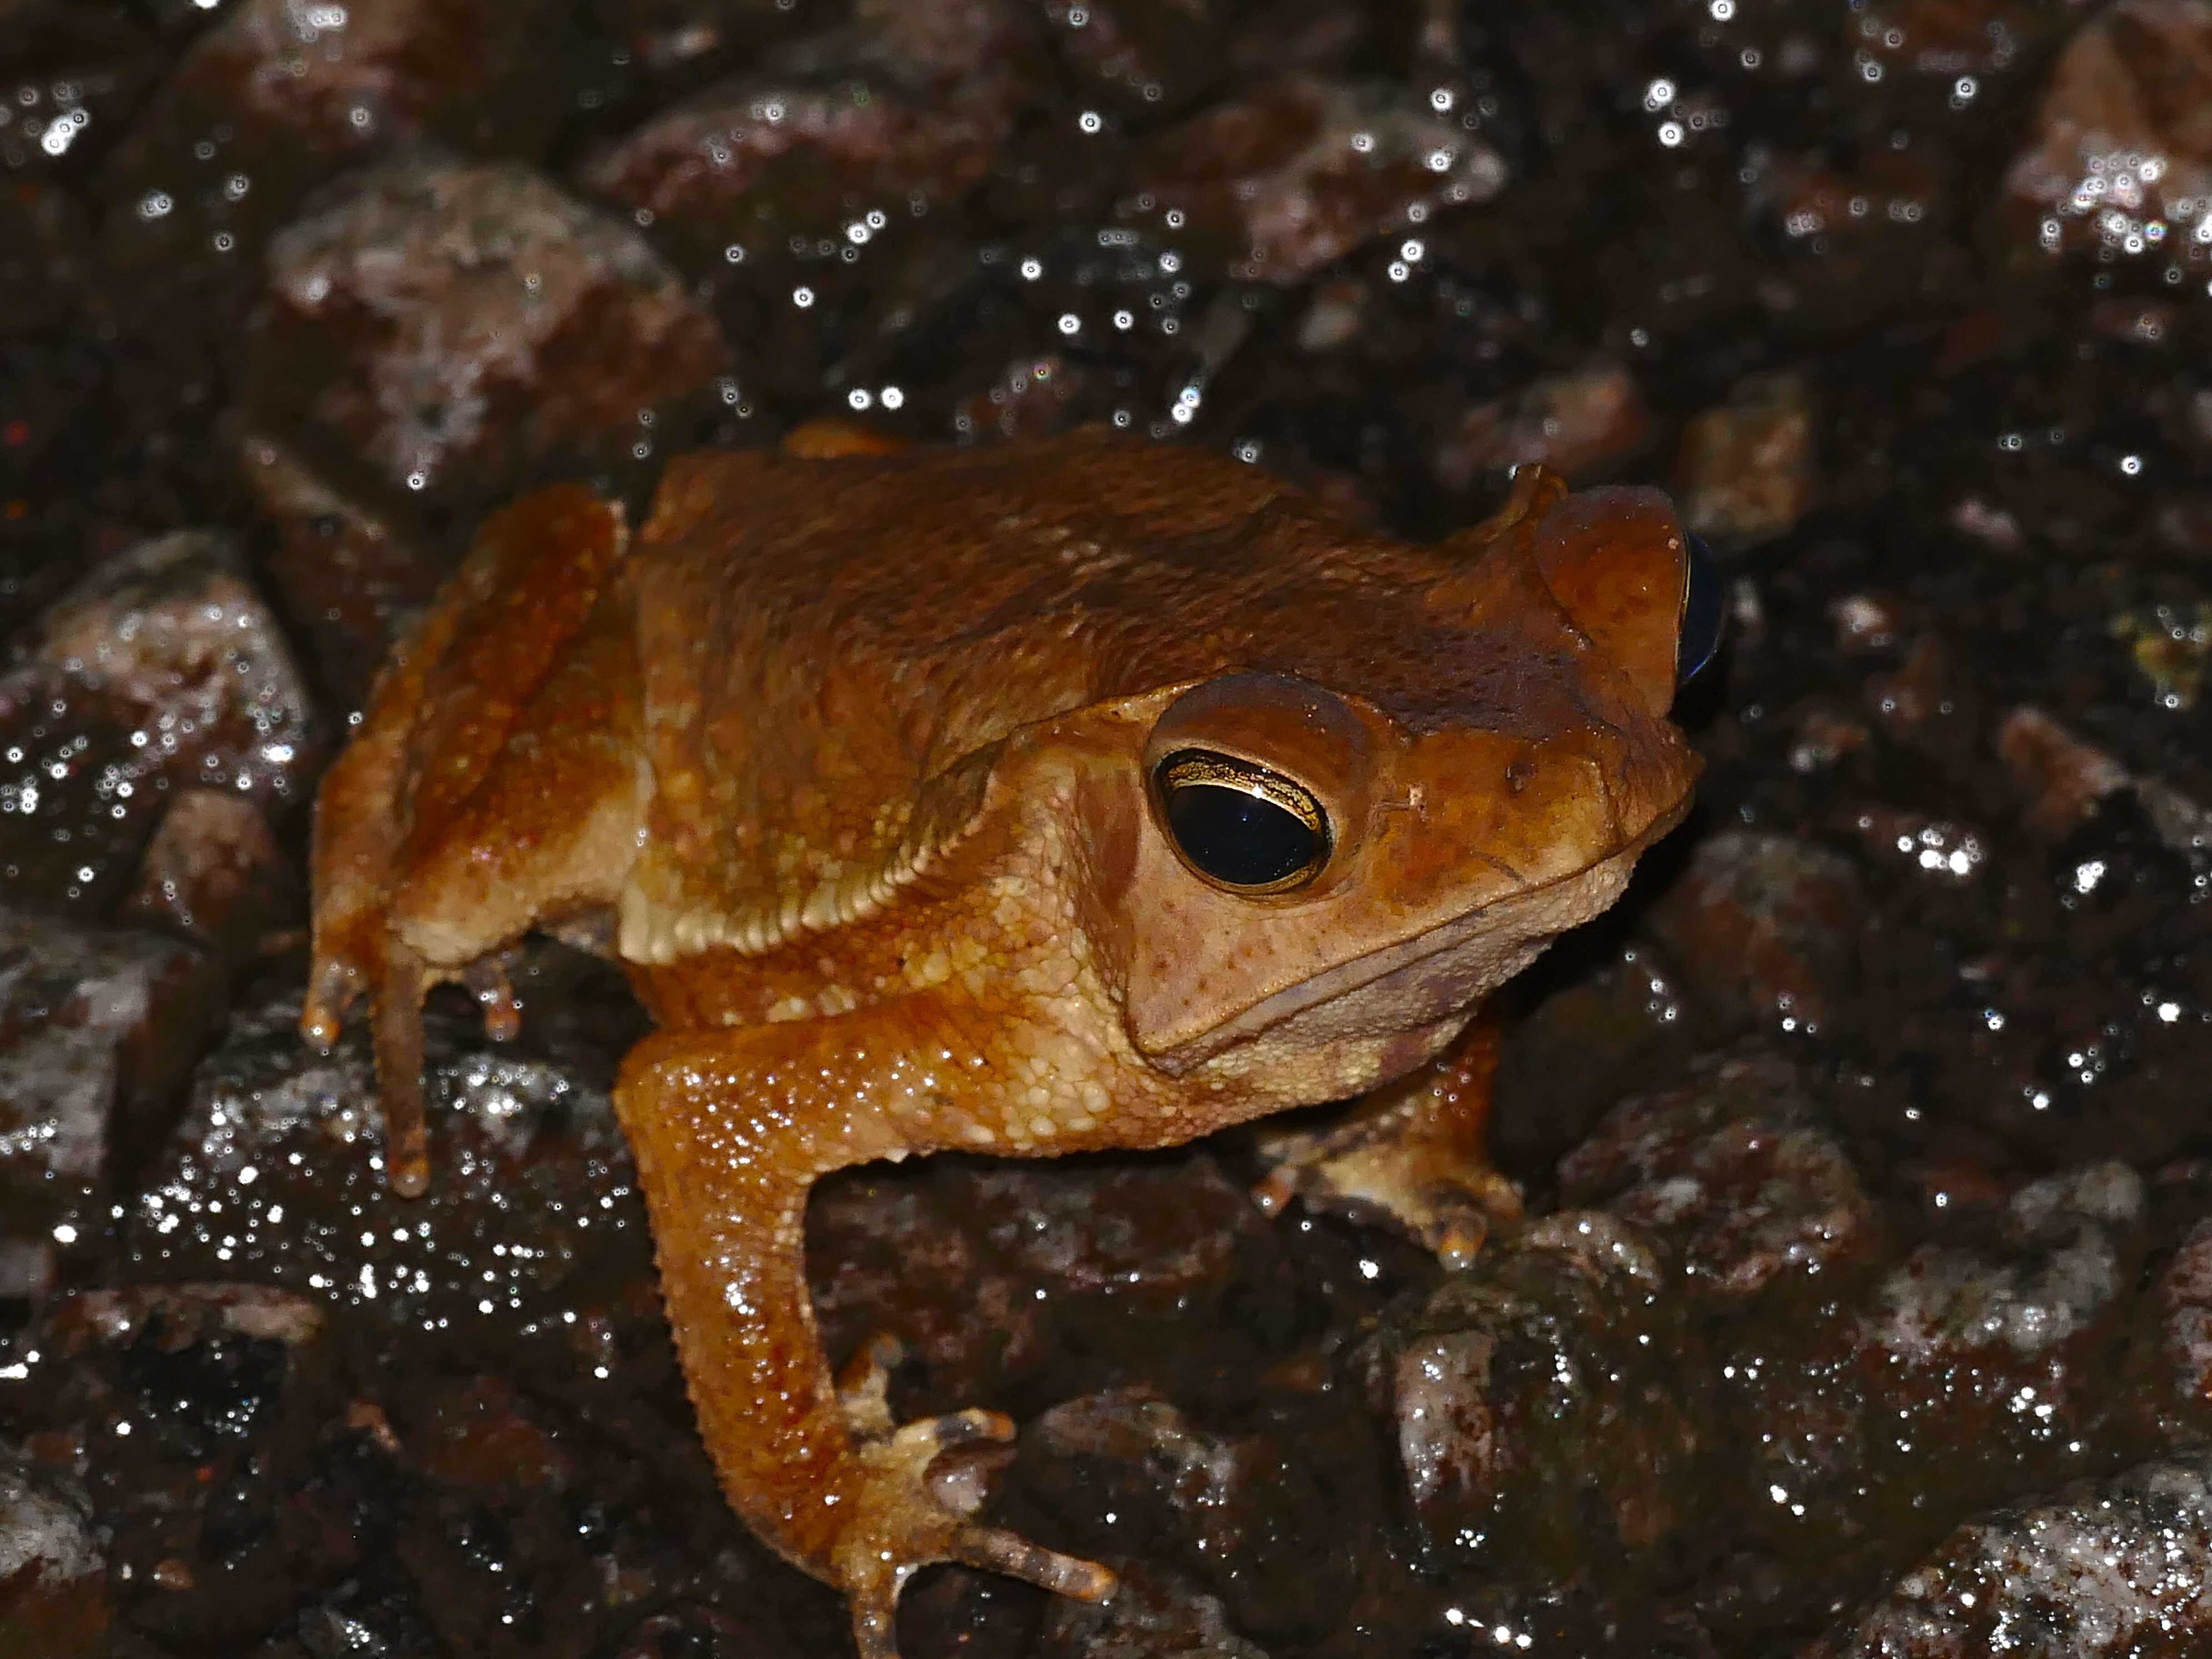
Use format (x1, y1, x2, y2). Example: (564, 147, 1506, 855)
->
(0, 911, 225, 1298)
(1643, 830, 1865, 1038)
(1034, 1562, 1268, 1659)
(1041, 0, 1227, 113)
(43, 1280, 328, 1355)
(1787, 706, 1871, 774)
(1865, 634, 1950, 737)
(1852, 808, 1991, 891)
(1123, 75, 1506, 284)
(1829, 593, 1902, 654)
(1489, 941, 1707, 1179)
(4, 1281, 338, 1649)
(811, 1152, 1281, 1412)
(121, 983, 652, 1337)
(1677, 374, 1815, 543)
(1721, 1161, 2145, 1561)
(597, 1602, 787, 1659)
(0, 1455, 107, 1656)
(1293, 278, 1367, 352)
(245, 157, 731, 509)
(1434, 358, 1648, 492)
(2088, 295, 2179, 346)
(952, 352, 1087, 443)
(2121, 1215, 2212, 1447)
(2132, 774, 2212, 862)
(1012, 1390, 1354, 1644)
(124, 789, 288, 958)
(1996, 705, 2130, 836)
(234, 428, 447, 709)
(1878, 1161, 2143, 1357)
(2158, 498, 2212, 557)
(1358, 1212, 1703, 1572)
(1850, 0, 2045, 79)
(120, 0, 543, 216)
(1806, 1453, 2212, 1658)
(2109, 599, 2212, 710)
(1948, 496, 2023, 553)
(1558, 1049, 1883, 1309)
(391, 1373, 573, 1500)
(579, 0, 1036, 265)
(2003, 0, 2212, 259)
(1755, 147, 1949, 255)
(0, 528, 318, 917)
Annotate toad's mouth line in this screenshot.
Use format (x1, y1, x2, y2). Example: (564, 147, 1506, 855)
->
(1142, 792, 1693, 1072)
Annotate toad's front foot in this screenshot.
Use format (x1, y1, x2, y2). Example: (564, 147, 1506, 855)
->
(1252, 1013, 1522, 1271)
(835, 1406, 1116, 1659)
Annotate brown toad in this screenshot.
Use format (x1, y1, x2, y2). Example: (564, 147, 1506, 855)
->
(303, 434, 1710, 1655)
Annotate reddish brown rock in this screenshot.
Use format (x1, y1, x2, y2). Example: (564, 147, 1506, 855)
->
(1558, 1050, 1884, 1309)
(1035, 1562, 1267, 1659)
(1040, 0, 1228, 112)
(1015, 1390, 1354, 1644)
(233, 428, 447, 709)
(1124, 75, 1506, 284)
(125, 789, 288, 958)
(112, 0, 548, 253)
(246, 157, 731, 508)
(951, 352, 1087, 442)
(1435, 359, 1648, 492)
(2004, 0, 2212, 258)
(1644, 831, 1865, 1037)
(578, 0, 1039, 265)
(1849, 0, 2047, 77)
(1996, 705, 2131, 836)
(1677, 375, 1815, 543)
(1719, 1162, 2144, 1563)
(2122, 1215, 2212, 1447)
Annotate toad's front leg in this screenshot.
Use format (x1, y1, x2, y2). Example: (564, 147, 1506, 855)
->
(613, 1017, 1115, 1659)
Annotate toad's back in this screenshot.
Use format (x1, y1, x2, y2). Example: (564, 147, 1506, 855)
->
(623, 438, 1638, 959)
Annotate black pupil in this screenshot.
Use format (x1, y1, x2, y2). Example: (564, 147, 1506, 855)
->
(1161, 779, 1321, 890)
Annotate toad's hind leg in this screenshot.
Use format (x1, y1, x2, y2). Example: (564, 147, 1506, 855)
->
(303, 485, 633, 1196)
(613, 1017, 1115, 1659)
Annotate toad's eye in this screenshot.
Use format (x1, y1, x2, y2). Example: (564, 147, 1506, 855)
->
(1152, 749, 1330, 894)
(1676, 531, 1723, 687)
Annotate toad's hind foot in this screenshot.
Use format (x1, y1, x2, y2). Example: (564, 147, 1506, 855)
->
(838, 1408, 1115, 1659)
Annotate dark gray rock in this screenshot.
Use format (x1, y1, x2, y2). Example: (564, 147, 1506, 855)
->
(1720, 1161, 2144, 1562)
(1014, 1390, 1353, 1645)
(1806, 1452, 2212, 1657)
(121, 982, 650, 1337)
(1358, 1212, 1704, 1572)
(0, 911, 225, 1298)
(1035, 1562, 1269, 1659)
(0, 529, 318, 920)
(1558, 1048, 1884, 1308)
(0, 1454, 107, 1656)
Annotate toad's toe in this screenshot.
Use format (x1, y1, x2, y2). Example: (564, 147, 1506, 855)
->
(836, 1408, 1114, 1659)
